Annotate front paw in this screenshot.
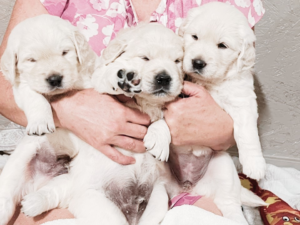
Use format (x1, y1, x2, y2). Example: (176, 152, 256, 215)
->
(117, 69, 141, 96)
(21, 192, 48, 217)
(26, 117, 55, 136)
(241, 156, 266, 181)
(0, 197, 15, 225)
(144, 129, 171, 162)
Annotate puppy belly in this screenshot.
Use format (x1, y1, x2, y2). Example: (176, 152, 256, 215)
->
(29, 142, 71, 187)
(104, 180, 153, 225)
(168, 151, 214, 191)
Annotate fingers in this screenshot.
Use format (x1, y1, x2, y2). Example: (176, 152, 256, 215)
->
(121, 122, 148, 139)
(99, 145, 136, 165)
(111, 135, 146, 153)
(115, 94, 134, 103)
(181, 81, 206, 97)
(125, 107, 151, 126)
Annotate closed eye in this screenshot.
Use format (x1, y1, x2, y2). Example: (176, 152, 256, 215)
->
(141, 56, 150, 61)
(218, 43, 228, 49)
(28, 58, 36, 62)
(62, 50, 69, 56)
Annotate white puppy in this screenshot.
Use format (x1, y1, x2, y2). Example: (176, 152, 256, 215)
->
(160, 2, 267, 225)
(0, 23, 184, 225)
(1, 14, 96, 135)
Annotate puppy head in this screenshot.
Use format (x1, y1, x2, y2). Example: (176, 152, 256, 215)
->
(95, 23, 184, 104)
(124, 23, 184, 104)
(1, 14, 93, 95)
(179, 2, 256, 83)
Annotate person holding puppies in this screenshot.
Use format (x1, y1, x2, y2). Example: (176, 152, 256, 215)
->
(0, 0, 264, 223)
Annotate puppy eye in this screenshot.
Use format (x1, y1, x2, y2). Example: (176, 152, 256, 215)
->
(141, 56, 149, 61)
(218, 43, 228, 49)
(62, 50, 69, 56)
(192, 35, 198, 40)
(28, 58, 36, 62)
(175, 59, 181, 64)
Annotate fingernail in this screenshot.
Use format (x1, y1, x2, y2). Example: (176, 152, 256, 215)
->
(130, 159, 136, 164)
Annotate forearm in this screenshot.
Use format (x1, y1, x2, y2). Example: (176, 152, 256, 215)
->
(0, 0, 48, 126)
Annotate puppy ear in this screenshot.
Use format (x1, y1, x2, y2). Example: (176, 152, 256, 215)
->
(0, 45, 18, 85)
(178, 7, 201, 37)
(101, 37, 127, 65)
(73, 30, 92, 65)
(237, 27, 256, 72)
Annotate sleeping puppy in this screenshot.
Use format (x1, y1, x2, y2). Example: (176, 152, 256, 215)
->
(0, 23, 184, 225)
(165, 2, 267, 225)
(0, 15, 95, 224)
(0, 14, 96, 136)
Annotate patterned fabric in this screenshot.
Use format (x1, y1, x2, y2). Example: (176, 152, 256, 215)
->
(239, 173, 300, 225)
(40, 0, 265, 56)
(0, 115, 25, 153)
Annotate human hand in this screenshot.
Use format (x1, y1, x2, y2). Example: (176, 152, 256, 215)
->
(51, 89, 150, 165)
(164, 81, 235, 150)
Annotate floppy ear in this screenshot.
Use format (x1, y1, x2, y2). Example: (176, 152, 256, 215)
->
(101, 37, 127, 65)
(178, 7, 201, 37)
(73, 30, 94, 65)
(0, 44, 18, 85)
(237, 27, 256, 72)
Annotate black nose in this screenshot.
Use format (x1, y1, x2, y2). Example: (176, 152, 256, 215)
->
(192, 59, 207, 70)
(47, 74, 63, 87)
(155, 72, 171, 87)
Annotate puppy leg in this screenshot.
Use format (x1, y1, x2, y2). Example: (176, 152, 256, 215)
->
(21, 174, 72, 217)
(144, 119, 171, 161)
(69, 189, 128, 225)
(0, 137, 41, 225)
(138, 182, 169, 225)
(227, 104, 266, 181)
(14, 83, 55, 136)
(195, 152, 248, 225)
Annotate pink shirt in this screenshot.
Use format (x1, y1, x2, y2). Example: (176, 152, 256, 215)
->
(41, 0, 265, 55)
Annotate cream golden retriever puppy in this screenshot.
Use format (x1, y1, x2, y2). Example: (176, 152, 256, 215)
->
(164, 2, 267, 225)
(0, 23, 183, 225)
(0, 14, 96, 136)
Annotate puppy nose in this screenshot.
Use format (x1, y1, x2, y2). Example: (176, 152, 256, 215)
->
(47, 74, 63, 87)
(155, 72, 171, 87)
(192, 59, 207, 70)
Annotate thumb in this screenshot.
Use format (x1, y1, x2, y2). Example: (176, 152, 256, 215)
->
(181, 81, 204, 97)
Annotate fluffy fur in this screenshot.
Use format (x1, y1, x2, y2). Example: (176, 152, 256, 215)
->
(0, 23, 184, 225)
(165, 3, 267, 225)
(0, 14, 96, 135)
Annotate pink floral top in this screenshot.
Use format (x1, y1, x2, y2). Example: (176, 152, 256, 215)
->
(41, 0, 265, 56)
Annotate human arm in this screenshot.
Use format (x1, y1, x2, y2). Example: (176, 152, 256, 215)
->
(164, 81, 235, 151)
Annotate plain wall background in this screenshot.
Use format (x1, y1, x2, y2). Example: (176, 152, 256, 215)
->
(1, 0, 300, 168)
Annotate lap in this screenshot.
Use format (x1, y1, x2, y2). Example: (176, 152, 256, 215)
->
(8, 207, 74, 225)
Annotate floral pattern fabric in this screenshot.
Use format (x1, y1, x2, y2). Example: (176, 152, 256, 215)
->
(40, 0, 265, 56)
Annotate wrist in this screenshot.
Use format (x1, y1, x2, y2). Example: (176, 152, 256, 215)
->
(211, 113, 235, 151)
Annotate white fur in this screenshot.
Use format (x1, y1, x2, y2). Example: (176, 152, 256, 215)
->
(0, 23, 183, 225)
(0, 14, 96, 135)
(162, 3, 267, 225)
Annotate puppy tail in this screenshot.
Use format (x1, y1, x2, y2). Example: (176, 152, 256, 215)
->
(240, 187, 268, 207)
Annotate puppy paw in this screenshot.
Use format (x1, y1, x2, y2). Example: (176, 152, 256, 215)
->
(144, 120, 171, 162)
(241, 156, 266, 181)
(26, 117, 55, 136)
(0, 197, 15, 225)
(21, 192, 48, 217)
(117, 69, 141, 95)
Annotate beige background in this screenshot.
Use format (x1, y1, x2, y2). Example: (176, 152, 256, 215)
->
(1, 0, 300, 168)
